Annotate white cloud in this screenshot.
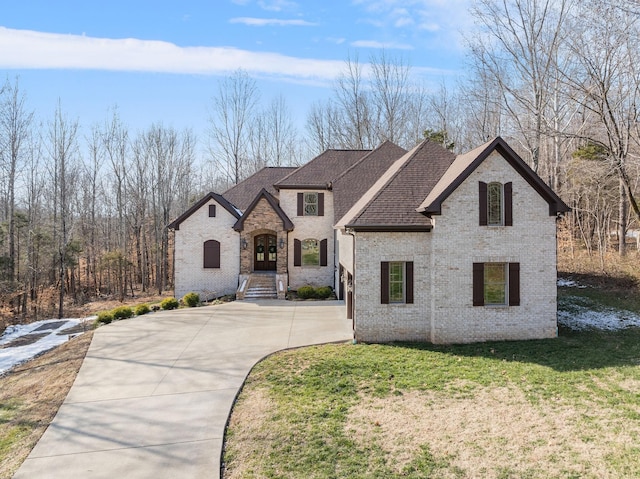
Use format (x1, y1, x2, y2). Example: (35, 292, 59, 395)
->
(351, 39, 414, 50)
(0, 27, 343, 81)
(258, 0, 297, 11)
(229, 17, 316, 26)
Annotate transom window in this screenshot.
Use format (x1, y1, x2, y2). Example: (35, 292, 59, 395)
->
(487, 182, 503, 226)
(304, 193, 318, 216)
(302, 239, 320, 266)
(484, 263, 507, 305)
(389, 262, 405, 303)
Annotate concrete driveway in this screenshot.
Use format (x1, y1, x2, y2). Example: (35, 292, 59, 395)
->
(14, 300, 352, 479)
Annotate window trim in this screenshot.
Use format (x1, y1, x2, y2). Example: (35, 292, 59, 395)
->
(301, 238, 320, 266)
(381, 261, 414, 305)
(479, 181, 513, 227)
(473, 262, 520, 307)
(304, 192, 319, 216)
(487, 182, 503, 226)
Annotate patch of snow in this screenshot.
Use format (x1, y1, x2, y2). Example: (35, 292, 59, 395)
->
(0, 317, 93, 376)
(558, 300, 640, 331)
(557, 278, 587, 288)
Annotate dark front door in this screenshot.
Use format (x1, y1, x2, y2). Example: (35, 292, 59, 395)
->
(254, 234, 277, 271)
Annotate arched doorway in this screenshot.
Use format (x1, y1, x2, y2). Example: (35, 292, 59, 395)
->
(254, 234, 277, 271)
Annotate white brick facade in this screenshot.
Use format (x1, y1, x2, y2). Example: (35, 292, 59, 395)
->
(279, 189, 336, 289)
(353, 151, 559, 344)
(173, 199, 239, 300)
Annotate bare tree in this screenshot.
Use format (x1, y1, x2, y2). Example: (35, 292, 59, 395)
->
(0, 77, 34, 282)
(47, 101, 79, 318)
(563, 0, 640, 255)
(468, 0, 573, 172)
(208, 70, 259, 185)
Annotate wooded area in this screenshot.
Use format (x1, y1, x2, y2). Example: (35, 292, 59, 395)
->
(0, 0, 638, 320)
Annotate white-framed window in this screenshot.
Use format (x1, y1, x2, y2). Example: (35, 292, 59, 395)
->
(381, 261, 414, 304)
(302, 239, 320, 266)
(473, 262, 520, 307)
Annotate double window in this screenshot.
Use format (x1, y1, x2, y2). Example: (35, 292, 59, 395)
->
(473, 262, 520, 306)
(297, 192, 325, 216)
(479, 181, 512, 226)
(380, 261, 414, 304)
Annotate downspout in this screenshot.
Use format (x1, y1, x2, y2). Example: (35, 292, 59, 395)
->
(346, 227, 356, 342)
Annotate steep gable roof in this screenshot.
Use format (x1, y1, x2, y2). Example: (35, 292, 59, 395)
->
(233, 188, 294, 232)
(417, 136, 571, 216)
(168, 192, 241, 231)
(336, 140, 456, 231)
(332, 140, 408, 221)
(223, 167, 297, 211)
(275, 149, 370, 189)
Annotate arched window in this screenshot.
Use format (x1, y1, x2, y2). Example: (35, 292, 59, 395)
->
(203, 240, 220, 268)
(479, 181, 513, 226)
(487, 182, 503, 226)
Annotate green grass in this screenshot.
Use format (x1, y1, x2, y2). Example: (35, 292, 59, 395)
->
(224, 327, 640, 478)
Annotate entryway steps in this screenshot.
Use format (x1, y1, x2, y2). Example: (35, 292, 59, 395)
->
(244, 273, 278, 299)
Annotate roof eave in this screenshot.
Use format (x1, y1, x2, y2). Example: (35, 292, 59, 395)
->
(345, 224, 432, 232)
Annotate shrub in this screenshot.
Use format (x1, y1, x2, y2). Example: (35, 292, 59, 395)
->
(96, 311, 113, 324)
(112, 306, 134, 320)
(135, 303, 150, 316)
(316, 286, 333, 299)
(161, 297, 180, 310)
(297, 285, 316, 299)
(182, 292, 200, 307)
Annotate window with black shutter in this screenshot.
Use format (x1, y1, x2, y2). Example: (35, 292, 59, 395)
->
(381, 261, 413, 304)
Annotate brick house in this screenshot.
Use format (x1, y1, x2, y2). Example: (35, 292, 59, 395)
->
(169, 137, 569, 343)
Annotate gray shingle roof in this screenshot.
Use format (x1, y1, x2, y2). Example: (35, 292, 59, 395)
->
(223, 167, 297, 211)
(275, 149, 370, 189)
(338, 140, 456, 230)
(332, 140, 407, 221)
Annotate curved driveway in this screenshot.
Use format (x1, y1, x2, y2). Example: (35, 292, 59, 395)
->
(14, 300, 352, 479)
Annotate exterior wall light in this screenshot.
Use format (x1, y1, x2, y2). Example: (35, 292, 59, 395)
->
(242, 238, 248, 249)
(279, 238, 285, 249)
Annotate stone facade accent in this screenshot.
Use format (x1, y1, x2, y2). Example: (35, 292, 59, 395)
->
(238, 197, 289, 275)
(173, 198, 239, 300)
(279, 189, 336, 289)
(352, 151, 558, 344)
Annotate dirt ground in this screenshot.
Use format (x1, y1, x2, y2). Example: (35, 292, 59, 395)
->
(0, 331, 94, 479)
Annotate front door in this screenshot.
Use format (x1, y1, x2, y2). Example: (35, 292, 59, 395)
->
(254, 234, 277, 271)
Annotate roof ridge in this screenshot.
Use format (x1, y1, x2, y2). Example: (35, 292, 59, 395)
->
(335, 141, 424, 228)
(332, 140, 405, 184)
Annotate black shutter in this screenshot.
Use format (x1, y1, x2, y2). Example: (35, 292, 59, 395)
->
(320, 239, 328, 266)
(473, 262, 484, 306)
(405, 262, 414, 304)
(509, 262, 520, 306)
(294, 239, 301, 266)
(297, 193, 304, 216)
(504, 182, 513, 226)
(479, 182, 488, 226)
(381, 262, 389, 304)
(318, 193, 324, 216)
(203, 240, 220, 268)
(208, 204, 216, 217)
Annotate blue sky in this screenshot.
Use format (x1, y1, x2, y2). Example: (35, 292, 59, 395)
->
(0, 0, 474, 138)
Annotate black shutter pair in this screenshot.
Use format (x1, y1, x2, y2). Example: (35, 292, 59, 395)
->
(380, 262, 414, 304)
(203, 240, 220, 268)
(472, 262, 520, 306)
(479, 182, 512, 226)
(297, 192, 324, 216)
(293, 239, 327, 266)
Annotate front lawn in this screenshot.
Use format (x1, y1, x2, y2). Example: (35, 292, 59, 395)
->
(223, 328, 640, 478)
